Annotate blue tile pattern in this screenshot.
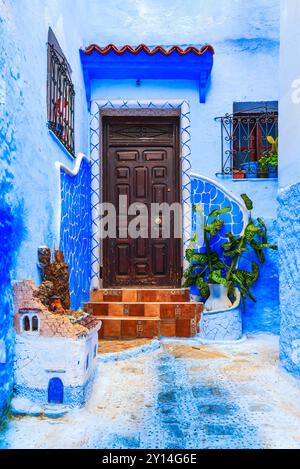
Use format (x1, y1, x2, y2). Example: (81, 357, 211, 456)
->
(200, 307, 242, 341)
(191, 176, 246, 254)
(59, 159, 91, 310)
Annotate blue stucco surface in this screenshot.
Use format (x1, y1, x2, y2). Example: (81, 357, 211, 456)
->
(191, 176, 279, 335)
(0, 187, 21, 417)
(278, 183, 300, 377)
(60, 159, 91, 310)
(0, 0, 287, 419)
(0, 10, 24, 417)
(14, 370, 97, 409)
(242, 220, 279, 334)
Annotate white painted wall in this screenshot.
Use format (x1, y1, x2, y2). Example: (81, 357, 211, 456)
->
(279, 0, 300, 188)
(2, 0, 89, 283)
(3, 0, 280, 281)
(80, 0, 279, 46)
(83, 0, 280, 222)
(14, 331, 98, 391)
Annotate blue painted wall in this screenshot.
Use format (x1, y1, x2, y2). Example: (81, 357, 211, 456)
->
(0, 0, 282, 415)
(191, 176, 279, 334)
(0, 0, 89, 415)
(0, 10, 24, 416)
(1, 0, 89, 286)
(90, 60, 279, 334)
(60, 160, 91, 310)
(84, 0, 280, 337)
(279, 0, 300, 376)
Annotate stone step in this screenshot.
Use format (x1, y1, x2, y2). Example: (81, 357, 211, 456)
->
(97, 315, 201, 339)
(97, 316, 160, 339)
(90, 288, 190, 303)
(85, 301, 202, 320)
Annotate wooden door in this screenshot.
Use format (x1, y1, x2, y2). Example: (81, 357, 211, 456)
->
(102, 116, 181, 287)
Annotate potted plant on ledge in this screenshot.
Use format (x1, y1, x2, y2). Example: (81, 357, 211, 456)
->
(258, 136, 278, 179)
(184, 194, 277, 342)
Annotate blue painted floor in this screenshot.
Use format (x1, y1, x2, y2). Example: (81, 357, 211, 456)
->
(1, 334, 300, 449)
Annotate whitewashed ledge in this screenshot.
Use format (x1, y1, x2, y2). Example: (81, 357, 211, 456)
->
(55, 152, 90, 176)
(97, 339, 161, 364)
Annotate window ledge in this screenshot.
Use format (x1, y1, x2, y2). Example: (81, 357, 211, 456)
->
(49, 129, 75, 162)
(232, 178, 278, 182)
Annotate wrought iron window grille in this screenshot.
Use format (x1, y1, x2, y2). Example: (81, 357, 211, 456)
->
(47, 40, 75, 156)
(215, 106, 278, 179)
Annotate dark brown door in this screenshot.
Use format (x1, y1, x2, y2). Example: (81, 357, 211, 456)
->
(102, 116, 181, 287)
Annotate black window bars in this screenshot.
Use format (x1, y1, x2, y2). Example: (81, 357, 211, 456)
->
(47, 33, 75, 156)
(215, 107, 278, 178)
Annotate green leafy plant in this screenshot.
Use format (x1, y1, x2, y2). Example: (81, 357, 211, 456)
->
(184, 194, 278, 306)
(183, 205, 230, 299)
(258, 135, 278, 172)
(267, 135, 278, 155)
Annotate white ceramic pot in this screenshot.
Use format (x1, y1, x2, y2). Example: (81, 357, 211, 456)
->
(204, 284, 233, 312)
(199, 288, 242, 342)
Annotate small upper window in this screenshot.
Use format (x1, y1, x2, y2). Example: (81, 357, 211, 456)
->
(32, 315, 39, 332)
(47, 28, 75, 156)
(216, 102, 278, 179)
(23, 316, 30, 332)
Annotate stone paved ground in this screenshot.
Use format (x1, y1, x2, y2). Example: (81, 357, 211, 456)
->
(1, 334, 300, 449)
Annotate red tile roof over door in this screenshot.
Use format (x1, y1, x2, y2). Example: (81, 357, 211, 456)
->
(82, 43, 215, 56)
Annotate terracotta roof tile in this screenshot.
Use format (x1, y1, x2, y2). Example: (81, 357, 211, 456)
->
(82, 43, 215, 57)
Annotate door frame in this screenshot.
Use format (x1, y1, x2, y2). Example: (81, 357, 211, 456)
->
(90, 100, 192, 289)
(102, 115, 181, 288)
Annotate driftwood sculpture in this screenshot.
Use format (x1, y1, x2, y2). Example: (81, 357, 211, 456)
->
(36, 247, 70, 310)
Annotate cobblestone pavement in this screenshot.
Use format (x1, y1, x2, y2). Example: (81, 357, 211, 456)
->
(1, 334, 300, 449)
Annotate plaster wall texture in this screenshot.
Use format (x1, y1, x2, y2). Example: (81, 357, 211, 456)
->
(278, 0, 300, 377)
(14, 332, 98, 406)
(80, 0, 279, 46)
(279, 0, 300, 188)
(90, 35, 280, 333)
(1, 0, 25, 415)
(0, 0, 88, 414)
(1, 0, 89, 285)
(0, 0, 281, 413)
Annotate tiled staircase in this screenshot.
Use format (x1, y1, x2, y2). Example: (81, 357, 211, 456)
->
(84, 288, 203, 340)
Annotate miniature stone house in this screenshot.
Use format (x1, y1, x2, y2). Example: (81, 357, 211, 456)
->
(12, 280, 101, 414)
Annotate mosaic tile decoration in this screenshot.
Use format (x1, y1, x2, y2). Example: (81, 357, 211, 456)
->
(59, 158, 91, 310)
(191, 174, 248, 254)
(90, 100, 192, 288)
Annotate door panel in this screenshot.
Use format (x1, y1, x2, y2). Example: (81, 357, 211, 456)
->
(103, 116, 181, 287)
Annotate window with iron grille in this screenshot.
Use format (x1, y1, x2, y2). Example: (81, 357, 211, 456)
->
(215, 102, 278, 179)
(47, 28, 75, 156)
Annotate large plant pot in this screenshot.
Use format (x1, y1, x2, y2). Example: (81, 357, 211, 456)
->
(199, 289, 242, 342)
(204, 284, 233, 311)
